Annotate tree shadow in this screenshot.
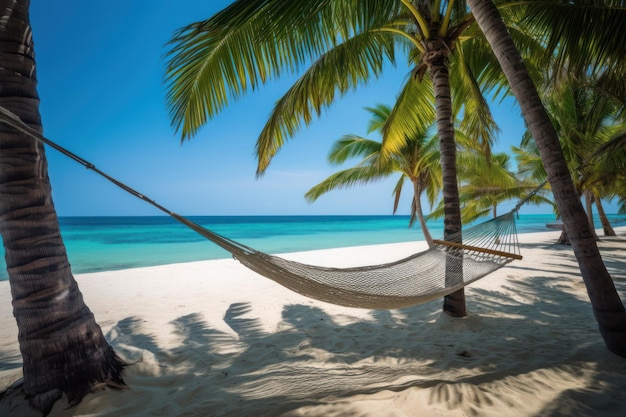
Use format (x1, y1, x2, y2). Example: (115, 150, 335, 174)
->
(0, 352, 21, 372)
(71, 264, 624, 417)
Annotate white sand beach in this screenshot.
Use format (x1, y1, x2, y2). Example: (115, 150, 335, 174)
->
(1, 228, 626, 416)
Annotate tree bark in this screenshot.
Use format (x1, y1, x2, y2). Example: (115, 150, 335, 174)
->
(412, 180, 434, 247)
(0, 1, 125, 413)
(596, 196, 616, 236)
(467, 0, 626, 357)
(557, 227, 570, 246)
(584, 190, 599, 240)
(425, 40, 466, 317)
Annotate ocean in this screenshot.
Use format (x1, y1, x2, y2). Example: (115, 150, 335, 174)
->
(0, 213, 624, 281)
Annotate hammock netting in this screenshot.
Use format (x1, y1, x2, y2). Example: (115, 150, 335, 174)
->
(172, 212, 521, 309)
(0, 106, 523, 310)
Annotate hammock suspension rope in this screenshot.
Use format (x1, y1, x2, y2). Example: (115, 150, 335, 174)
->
(0, 107, 541, 309)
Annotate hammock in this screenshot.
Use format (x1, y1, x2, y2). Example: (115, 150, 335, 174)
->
(173, 211, 521, 309)
(0, 107, 524, 309)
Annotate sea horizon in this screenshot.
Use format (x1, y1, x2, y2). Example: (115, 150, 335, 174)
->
(1, 213, 625, 281)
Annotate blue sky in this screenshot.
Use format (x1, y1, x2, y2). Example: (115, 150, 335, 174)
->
(29, 0, 582, 217)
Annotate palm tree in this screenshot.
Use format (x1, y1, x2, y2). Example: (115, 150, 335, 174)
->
(546, 78, 625, 236)
(466, 0, 626, 357)
(517, 1, 626, 239)
(522, 67, 626, 241)
(0, 1, 125, 413)
(586, 127, 626, 237)
(305, 104, 441, 247)
(165, 0, 507, 317)
(592, 128, 626, 225)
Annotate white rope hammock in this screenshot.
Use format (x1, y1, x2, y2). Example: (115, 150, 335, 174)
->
(0, 107, 524, 309)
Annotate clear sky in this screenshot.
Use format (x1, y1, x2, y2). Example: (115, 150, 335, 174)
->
(28, 0, 599, 217)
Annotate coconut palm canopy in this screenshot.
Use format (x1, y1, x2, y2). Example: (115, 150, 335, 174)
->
(165, 0, 508, 175)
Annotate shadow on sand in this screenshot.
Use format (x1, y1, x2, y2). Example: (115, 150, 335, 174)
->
(2, 237, 626, 417)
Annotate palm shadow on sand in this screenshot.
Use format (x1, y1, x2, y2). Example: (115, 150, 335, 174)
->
(97, 240, 626, 417)
(3, 236, 625, 417)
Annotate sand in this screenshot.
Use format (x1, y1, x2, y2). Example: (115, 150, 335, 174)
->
(1, 227, 625, 416)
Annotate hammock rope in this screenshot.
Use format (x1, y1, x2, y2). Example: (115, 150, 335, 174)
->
(0, 107, 530, 309)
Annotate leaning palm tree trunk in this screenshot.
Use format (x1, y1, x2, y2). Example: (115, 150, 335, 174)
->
(467, 0, 626, 357)
(0, 1, 125, 413)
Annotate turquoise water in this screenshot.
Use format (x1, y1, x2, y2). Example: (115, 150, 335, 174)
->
(0, 214, 624, 281)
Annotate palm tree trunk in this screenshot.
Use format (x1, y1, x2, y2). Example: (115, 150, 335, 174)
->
(467, 0, 626, 357)
(412, 181, 434, 247)
(0, 1, 125, 413)
(584, 190, 600, 241)
(557, 227, 570, 245)
(595, 195, 616, 236)
(425, 40, 466, 317)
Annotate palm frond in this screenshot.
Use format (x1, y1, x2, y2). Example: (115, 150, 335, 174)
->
(594, 72, 626, 110)
(522, 0, 626, 77)
(364, 104, 392, 134)
(327, 135, 383, 165)
(392, 175, 406, 214)
(165, 0, 333, 138)
(619, 196, 626, 215)
(592, 128, 626, 159)
(512, 144, 547, 182)
(381, 75, 436, 155)
(451, 38, 501, 154)
(165, 0, 401, 142)
(431, 150, 531, 223)
(255, 30, 396, 174)
(304, 164, 394, 202)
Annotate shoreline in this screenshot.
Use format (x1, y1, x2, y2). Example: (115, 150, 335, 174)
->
(5, 212, 626, 282)
(1, 214, 624, 281)
(1, 227, 625, 416)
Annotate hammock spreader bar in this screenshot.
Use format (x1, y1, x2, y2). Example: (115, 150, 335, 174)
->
(432, 239, 523, 260)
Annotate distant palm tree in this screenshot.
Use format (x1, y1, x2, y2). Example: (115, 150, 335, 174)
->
(467, 0, 626, 357)
(0, 1, 125, 413)
(536, 73, 625, 238)
(592, 129, 626, 218)
(305, 104, 441, 247)
(556, 83, 608, 230)
(586, 125, 626, 235)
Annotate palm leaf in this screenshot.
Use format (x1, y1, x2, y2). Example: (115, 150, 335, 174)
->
(364, 104, 392, 134)
(451, 37, 500, 154)
(165, 0, 401, 141)
(592, 128, 626, 159)
(381, 75, 436, 155)
(522, 0, 626, 77)
(255, 30, 396, 174)
(304, 163, 394, 202)
(392, 175, 406, 214)
(327, 135, 383, 165)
